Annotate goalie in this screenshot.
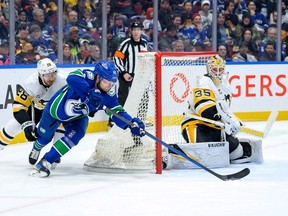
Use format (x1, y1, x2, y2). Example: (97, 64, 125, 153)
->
(177, 55, 262, 167)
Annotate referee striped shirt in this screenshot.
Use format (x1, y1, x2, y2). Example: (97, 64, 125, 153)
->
(113, 37, 148, 77)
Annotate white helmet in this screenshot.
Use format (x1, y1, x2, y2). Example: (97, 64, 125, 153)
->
(37, 58, 58, 75)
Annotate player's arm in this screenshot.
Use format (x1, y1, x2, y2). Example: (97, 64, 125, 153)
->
(13, 87, 33, 125)
(13, 87, 38, 141)
(104, 94, 145, 137)
(66, 69, 90, 100)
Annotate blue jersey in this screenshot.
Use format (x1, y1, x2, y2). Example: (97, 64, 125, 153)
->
(45, 69, 132, 129)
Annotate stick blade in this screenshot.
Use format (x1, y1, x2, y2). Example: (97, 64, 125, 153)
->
(220, 168, 250, 181)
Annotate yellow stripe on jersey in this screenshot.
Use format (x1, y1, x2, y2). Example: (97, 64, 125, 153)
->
(0, 131, 12, 144)
(193, 87, 216, 116)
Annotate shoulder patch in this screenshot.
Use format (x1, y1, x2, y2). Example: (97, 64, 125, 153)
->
(86, 71, 95, 81)
(107, 87, 116, 96)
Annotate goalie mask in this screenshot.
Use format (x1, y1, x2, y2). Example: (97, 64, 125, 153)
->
(206, 55, 226, 86)
(37, 58, 58, 86)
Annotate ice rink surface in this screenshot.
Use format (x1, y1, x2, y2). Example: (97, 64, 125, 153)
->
(0, 120, 287, 216)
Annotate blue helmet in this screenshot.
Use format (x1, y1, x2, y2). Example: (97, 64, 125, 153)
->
(94, 60, 118, 83)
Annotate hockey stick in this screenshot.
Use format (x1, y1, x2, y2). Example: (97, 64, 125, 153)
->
(105, 107, 250, 181)
(185, 110, 278, 138)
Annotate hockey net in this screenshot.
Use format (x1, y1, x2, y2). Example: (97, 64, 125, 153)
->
(84, 52, 216, 174)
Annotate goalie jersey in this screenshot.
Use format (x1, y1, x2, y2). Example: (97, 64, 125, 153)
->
(182, 74, 232, 141)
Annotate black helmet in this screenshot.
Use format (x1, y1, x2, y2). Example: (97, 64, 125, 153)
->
(130, 21, 143, 29)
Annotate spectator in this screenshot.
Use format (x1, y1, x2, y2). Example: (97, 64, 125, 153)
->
(72, 0, 88, 20)
(255, 0, 276, 20)
(189, 13, 212, 51)
(16, 10, 28, 31)
(158, 0, 173, 31)
(0, 10, 9, 40)
(259, 40, 276, 61)
(223, 0, 239, 34)
(246, 0, 268, 38)
(24, 0, 46, 22)
(180, 0, 194, 28)
(64, 26, 81, 62)
(0, 39, 10, 65)
(79, 8, 99, 37)
(64, 10, 85, 37)
(259, 26, 285, 60)
(15, 22, 40, 64)
(235, 28, 259, 59)
(173, 39, 185, 52)
(84, 43, 101, 64)
(171, 13, 182, 31)
(141, 23, 154, 51)
(234, 12, 262, 44)
(217, 12, 234, 56)
(217, 44, 232, 61)
(31, 8, 54, 42)
(159, 23, 178, 51)
(111, 14, 129, 44)
(110, 0, 136, 19)
(64, 2, 74, 24)
(63, 44, 78, 64)
(29, 24, 57, 62)
(143, 8, 162, 32)
(199, 0, 212, 28)
(232, 41, 258, 62)
(79, 38, 92, 63)
(106, 28, 118, 61)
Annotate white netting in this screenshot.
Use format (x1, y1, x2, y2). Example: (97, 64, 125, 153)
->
(84, 52, 215, 173)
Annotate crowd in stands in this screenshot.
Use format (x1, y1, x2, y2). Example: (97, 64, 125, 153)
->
(1, 0, 288, 65)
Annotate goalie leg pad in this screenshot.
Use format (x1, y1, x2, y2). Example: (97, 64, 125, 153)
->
(239, 137, 263, 163)
(166, 142, 230, 169)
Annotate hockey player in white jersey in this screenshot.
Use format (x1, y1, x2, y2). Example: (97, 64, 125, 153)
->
(166, 55, 262, 169)
(0, 58, 67, 165)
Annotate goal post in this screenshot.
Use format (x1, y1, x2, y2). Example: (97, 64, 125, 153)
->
(84, 51, 216, 174)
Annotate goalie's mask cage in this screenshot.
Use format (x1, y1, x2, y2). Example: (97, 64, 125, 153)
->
(84, 51, 216, 174)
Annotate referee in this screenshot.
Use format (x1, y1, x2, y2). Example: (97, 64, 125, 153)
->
(113, 21, 148, 107)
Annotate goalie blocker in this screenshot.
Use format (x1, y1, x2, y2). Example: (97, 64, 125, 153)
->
(163, 137, 263, 169)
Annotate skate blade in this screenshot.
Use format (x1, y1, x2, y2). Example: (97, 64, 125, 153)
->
(29, 169, 49, 178)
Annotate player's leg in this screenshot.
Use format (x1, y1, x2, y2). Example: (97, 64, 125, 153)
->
(29, 110, 60, 165)
(33, 117, 89, 177)
(0, 119, 22, 150)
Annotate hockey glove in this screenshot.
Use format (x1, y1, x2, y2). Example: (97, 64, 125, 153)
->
(21, 121, 38, 141)
(216, 100, 241, 134)
(88, 88, 103, 111)
(129, 118, 145, 137)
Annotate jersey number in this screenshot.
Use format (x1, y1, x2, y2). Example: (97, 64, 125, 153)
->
(17, 89, 28, 100)
(194, 89, 211, 98)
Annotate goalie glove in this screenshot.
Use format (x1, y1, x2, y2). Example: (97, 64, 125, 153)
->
(216, 100, 241, 135)
(21, 121, 38, 141)
(129, 118, 145, 137)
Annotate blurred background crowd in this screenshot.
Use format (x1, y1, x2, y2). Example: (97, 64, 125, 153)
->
(0, 0, 288, 65)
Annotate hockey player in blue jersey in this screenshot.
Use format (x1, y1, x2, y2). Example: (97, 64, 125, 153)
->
(30, 60, 145, 177)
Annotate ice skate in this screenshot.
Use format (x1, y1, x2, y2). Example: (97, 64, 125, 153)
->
(30, 158, 51, 178)
(29, 148, 40, 165)
(50, 158, 61, 170)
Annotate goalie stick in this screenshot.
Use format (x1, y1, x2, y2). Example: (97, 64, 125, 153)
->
(185, 110, 278, 138)
(105, 107, 250, 181)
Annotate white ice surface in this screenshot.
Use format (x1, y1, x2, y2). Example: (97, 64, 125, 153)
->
(0, 121, 288, 216)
